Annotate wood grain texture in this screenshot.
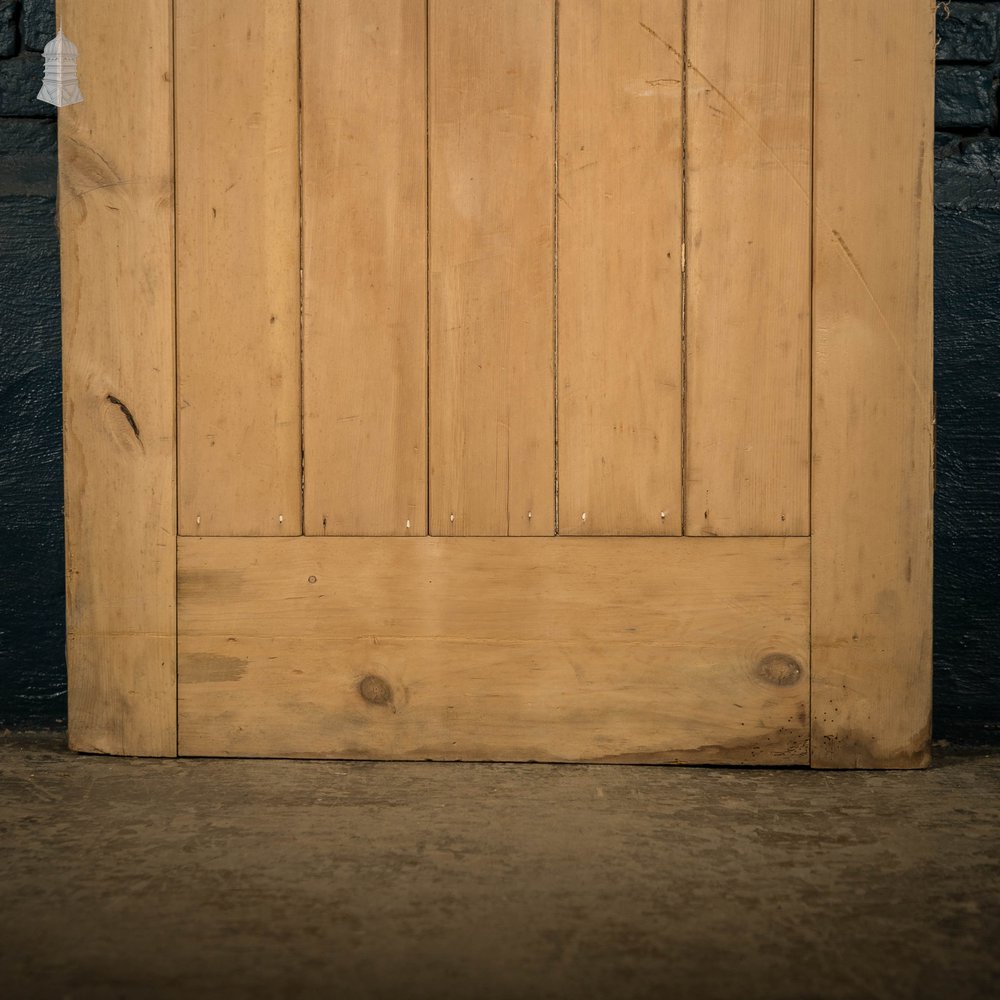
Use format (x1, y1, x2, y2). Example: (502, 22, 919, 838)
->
(812, 0, 935, 768)
(178, 536, 810, 763)
(175, 0, 301, 536)
(428, 0, 555, 536)
(59, 0, 176, 755)
(685, 0, 812, 536)
(302, 0, 427, 536)
(557, 0, 683, 536)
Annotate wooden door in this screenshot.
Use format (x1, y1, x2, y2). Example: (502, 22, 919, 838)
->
(59, 0, 935, 768)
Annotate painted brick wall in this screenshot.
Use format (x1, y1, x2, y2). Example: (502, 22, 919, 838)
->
(935, 1, 1000, 743)
(0, 0, 62, 728)
(0, 2, 998, 741)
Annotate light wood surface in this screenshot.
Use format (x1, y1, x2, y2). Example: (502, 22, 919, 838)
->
(175, 0, 301, 536)
(428, 0, 555, 536)
(557, 0, 683, 536)
(177, 536, 809, 762)
(60, 0, 176, 755)
(61, 0, 935, 768)
(811, 0, 934, 768)
(302, 0, 427, 537)
(685, 0, 812, 537)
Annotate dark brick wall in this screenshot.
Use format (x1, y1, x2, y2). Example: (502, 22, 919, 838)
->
(0, 0, 63, 728)
(0, 2, 997, 741)
(935, 1, 1000, 743)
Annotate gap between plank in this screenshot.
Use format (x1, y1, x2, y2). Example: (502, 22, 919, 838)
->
(679, 0, 689, 537)
(425, 0, 432, 536)
(807, 0, 816, 766)
(170, 0, 180, 754)
(297, 0, 306, 536)
(552, 0, 560, 537)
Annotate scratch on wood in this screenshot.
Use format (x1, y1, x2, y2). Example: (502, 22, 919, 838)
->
(638, 21, 682, 62)
(828, 229, 930, 406)
(77, 179, 125, 197)
(690, 73, 809, 203)
(641, 21, 810, 204)
(830, 229, 863, 275)
(66, 136, 124, 199)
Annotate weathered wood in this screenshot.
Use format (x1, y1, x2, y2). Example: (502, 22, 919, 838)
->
(302, 0, 427, 536)
(557, 0, 683, 536)
(175, 0, 301, 536)
(811, 0, 935, 768)
(177, 536, 810, 763)
(428, 0, 555, 536)
(60, 0, 176, 755)
(685, 0, 812, 536)
(61, 0, 936, 769)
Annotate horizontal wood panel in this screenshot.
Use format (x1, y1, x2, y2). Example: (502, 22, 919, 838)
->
(178, 537, 810, 763)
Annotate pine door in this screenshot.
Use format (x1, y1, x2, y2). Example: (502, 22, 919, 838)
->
(60, 0, 935, 767)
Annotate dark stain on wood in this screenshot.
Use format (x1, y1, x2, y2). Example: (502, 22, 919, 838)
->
(813, 721, 932, 770)
(185, 653, 249, 683)
(583, 725, 810, 767)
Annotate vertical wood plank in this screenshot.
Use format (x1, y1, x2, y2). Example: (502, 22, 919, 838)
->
(175, 0, 301, 536)
(60, 0, 176, 755)
(557, 0, 683, 536)
(302, 0, 427, 536)
(429, 0, 555, 536)
(812, 0, 935, 768)
(685, 0, 812, 536)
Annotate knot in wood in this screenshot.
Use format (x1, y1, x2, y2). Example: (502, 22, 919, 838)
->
(359, 674, 393, 706)
(755, 653, 803, 687)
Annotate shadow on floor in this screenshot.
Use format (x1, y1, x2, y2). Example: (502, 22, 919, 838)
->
(1, 730, 997, 1000)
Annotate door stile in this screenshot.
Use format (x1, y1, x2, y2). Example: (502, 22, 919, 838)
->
(810, 0, 935, 769)
(60, 0, 178, 755)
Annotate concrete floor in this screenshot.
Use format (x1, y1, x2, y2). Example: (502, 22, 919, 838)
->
(1, 732, 998, 1000)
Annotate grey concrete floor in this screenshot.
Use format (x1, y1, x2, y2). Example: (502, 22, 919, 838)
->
(1, 732, 998, 1000)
